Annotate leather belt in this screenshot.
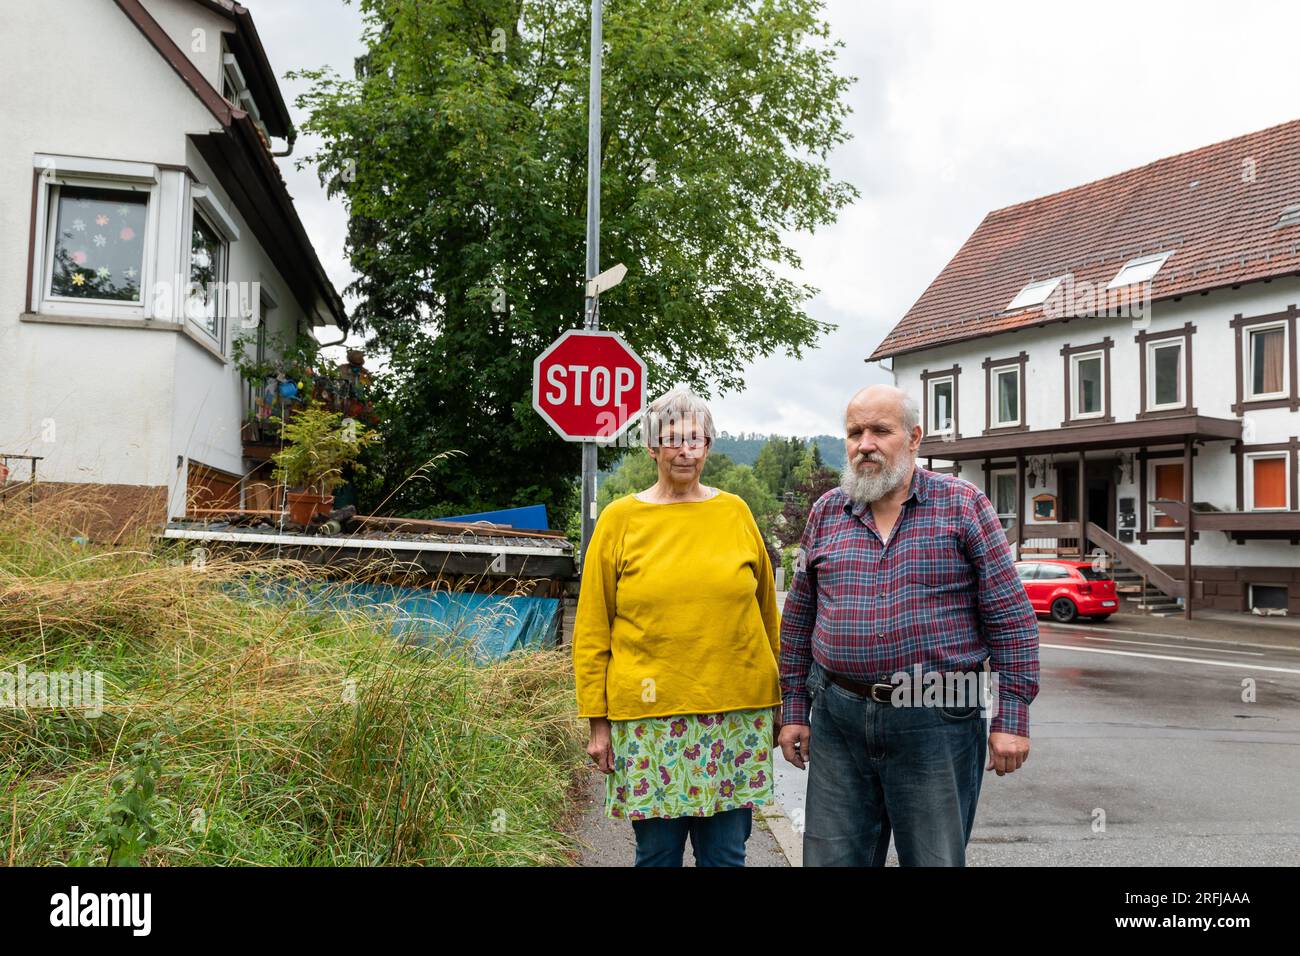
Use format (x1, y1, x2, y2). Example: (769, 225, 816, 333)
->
(828, 670, 987, 706)
(828, 672, 896, 704)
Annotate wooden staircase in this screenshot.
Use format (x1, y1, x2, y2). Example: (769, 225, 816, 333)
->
(1107, 556, 1183, 615)
(1085, 523, 1184, 616)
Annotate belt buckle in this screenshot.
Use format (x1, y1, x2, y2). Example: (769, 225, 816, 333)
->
(869, 682, 895, 704)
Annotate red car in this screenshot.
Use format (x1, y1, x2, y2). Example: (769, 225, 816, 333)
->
(1015, 559, 1118, 623)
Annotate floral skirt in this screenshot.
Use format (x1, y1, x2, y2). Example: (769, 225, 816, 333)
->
(605, 707, 776, 821)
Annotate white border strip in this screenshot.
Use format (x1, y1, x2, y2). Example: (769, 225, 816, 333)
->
(162, 528, 566, 558)
(1041, 642, 1300, 675)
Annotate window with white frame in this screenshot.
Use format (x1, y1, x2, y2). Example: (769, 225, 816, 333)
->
(47, 184, 148, 303)
(992, 366, 1021, 427)
(1248, 583, 1288, 612)
(187, 209, 227, 341)
(991, 470, 1017, 529)
(1247, 323, 1287, 399)
(185, 187, 240, 347)
(1071, 351, 1105, 418)
(1245, 452, 1288, 511)
(1147, 339, 1184, 410)
(31, 156, 161, 318)
(1108, 251, 1174, 289)
(1006, 275, 1067, 312)
(928, 376, 955, 434)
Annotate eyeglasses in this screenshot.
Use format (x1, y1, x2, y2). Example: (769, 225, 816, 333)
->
(655, 436, 711, 450)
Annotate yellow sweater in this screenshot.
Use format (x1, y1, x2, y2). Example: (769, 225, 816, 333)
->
(573, 490, 781, 721)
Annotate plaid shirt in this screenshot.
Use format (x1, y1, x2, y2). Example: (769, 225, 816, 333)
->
(779, 466, 1039, 736)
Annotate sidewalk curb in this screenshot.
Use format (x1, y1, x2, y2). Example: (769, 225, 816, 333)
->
(759, 802, 802, 867)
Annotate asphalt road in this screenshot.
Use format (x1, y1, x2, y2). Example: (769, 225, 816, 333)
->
(771, 616, 1300, 865)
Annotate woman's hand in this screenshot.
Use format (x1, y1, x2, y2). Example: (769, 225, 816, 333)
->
(587, 717, 616, 774)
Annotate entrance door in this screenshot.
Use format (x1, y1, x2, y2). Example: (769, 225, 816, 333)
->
(1087, 476, 1115, 535)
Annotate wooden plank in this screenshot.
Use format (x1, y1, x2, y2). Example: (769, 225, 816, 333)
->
(350, 514, 570, 540)
(182, 507, 570, 541)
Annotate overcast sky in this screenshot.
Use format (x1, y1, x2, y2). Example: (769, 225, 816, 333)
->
(256, 0, 1300, 437)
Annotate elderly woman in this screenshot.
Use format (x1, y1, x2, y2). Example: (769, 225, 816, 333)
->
(573, 386, 782, 867)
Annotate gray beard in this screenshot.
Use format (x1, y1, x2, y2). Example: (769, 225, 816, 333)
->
(840, 451, 913, 505)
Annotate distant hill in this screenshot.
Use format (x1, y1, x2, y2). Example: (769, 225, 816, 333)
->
(599, 432, 845, 479)
(710, 432, 846, 471)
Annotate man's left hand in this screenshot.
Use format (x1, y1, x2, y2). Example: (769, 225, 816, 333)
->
(986, 732, 1029, 776)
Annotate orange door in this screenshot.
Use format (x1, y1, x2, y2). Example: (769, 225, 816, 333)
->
(1153, 463, 1183, 528)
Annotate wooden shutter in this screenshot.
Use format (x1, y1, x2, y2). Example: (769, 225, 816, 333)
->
(1252, 457, 1287, 509)
(1153, 462, 1183, 528)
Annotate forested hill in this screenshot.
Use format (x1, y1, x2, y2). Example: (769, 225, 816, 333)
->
(711, 433, 846, 471)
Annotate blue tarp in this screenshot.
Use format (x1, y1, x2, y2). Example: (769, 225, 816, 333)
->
(439, 504, 550, 530)
(243, 580, 561, 662)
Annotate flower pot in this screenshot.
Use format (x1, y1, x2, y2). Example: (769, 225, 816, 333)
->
(285, 490, 334, 527)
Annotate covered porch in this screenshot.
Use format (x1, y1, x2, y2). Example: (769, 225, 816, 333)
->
(920, 414, 1243, 620)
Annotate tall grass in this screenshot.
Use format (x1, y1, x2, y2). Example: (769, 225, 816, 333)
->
(0, 488, 585, 865)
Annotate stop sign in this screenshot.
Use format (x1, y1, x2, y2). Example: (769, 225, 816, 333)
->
(533, 329, 646, 442)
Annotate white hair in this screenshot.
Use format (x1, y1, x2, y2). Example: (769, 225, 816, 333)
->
(901, 393, 920, 433)
(643, 385, 716, 445)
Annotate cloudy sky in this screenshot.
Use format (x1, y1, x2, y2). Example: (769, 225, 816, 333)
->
(255, 0, 1300, 437)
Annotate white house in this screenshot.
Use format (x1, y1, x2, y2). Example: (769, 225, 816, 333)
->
(872, 118, 1300, 618)
(0, 0, 348, 539)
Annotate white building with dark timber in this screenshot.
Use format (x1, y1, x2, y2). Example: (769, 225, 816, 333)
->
(0, 0, 348, 538)
(871, 119, 1300, 618)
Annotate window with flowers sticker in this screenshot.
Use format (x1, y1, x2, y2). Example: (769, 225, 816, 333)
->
(49, 185, 147, 302)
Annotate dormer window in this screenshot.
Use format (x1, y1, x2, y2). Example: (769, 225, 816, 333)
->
(221, 52, 247, 108)
(1006, 275, 1067, 312)
(1107, 251, 1173, 289)
(221, 50, 268, 141)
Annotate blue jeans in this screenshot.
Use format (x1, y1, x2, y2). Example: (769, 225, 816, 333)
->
(803, 661, 986, 867)
(630, 807, 753, 867)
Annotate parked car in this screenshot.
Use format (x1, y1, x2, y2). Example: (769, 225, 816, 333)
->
(1015, 559, 1119, 623)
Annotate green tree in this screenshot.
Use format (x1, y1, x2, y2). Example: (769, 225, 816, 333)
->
(291, 0, 856, 524)
(712, 463, 780, 536)
(754, 435, 807, 497)
(791, 442, 824, 488)
(597, 450, 736, 510)
(597, 451, 658, 510)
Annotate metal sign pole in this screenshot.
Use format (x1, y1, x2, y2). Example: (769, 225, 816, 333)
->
(579, 0, 602, 570)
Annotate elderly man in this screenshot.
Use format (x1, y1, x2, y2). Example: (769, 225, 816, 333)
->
(778, 384, 1040, 866)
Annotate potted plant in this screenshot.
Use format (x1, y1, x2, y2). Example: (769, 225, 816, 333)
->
(270, 401, 377, 526)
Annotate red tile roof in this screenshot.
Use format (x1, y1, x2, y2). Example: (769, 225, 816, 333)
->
(870, 118, 1300, 360)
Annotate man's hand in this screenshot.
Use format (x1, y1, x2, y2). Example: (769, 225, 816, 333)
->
(986, 731, 1029, 776)
(587, 717, 615, 774)
(779, 723, 811, 770)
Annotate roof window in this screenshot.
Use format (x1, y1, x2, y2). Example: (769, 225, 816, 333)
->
(1006, 274, 1067, 311)
(1107, 251, 1173, 289)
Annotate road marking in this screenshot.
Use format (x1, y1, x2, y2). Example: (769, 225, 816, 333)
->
(1046, 622, 1300, 655)
(1040, 642, 1300, 675)
(1077, 635, 1264, 656)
